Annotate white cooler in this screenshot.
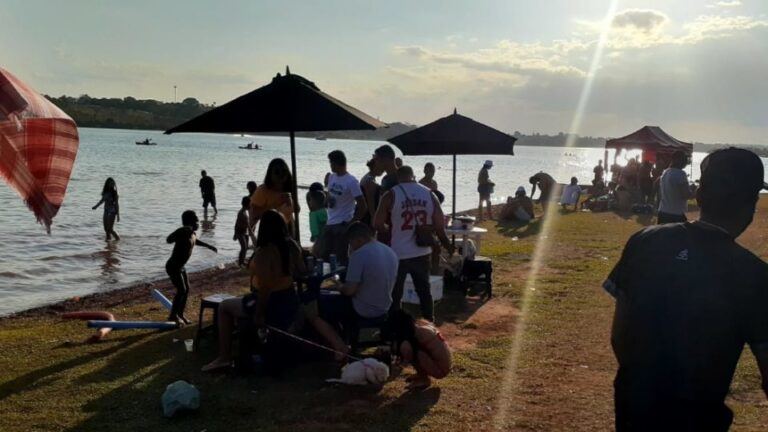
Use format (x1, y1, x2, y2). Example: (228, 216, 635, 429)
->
(402, 275, 444, 304)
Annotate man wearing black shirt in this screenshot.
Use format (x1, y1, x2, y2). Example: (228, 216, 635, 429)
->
(199, 170, 217, 216)
(604, 148, 768, 431)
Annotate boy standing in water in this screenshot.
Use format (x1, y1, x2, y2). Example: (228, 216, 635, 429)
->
(166, 210, 217, 325)
(234, 197, 251, 267)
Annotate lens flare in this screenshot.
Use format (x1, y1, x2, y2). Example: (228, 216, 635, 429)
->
(492, 0, 620, 428)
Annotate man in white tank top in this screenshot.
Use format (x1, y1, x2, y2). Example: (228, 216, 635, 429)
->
(374, 166, 453, 321)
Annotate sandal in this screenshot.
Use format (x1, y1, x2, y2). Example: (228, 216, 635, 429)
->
(201, 360, 232, 373)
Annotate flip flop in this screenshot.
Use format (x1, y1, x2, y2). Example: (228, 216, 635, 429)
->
(201, 360, 232, 373)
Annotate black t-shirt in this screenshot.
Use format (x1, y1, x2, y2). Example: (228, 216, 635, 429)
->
(199, 176, 215, 195)
(604, 221, 768, 428)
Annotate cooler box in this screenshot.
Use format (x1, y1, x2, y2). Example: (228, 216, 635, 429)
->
(402, 275, 444, 304)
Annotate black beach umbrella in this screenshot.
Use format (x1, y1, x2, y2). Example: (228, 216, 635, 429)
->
(165, 67, 385, 239)
(388, 109, 516, 217)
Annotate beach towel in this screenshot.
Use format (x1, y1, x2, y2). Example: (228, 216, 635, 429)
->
(0, 68, 79, 232)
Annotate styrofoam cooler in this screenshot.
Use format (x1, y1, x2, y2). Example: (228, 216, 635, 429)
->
(402, 275, 444, 304)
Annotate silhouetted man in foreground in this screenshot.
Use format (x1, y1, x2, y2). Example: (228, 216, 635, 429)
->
(604, 148, 768, 431)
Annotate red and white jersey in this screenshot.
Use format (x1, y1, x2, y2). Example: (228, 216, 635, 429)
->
(390, 182, 434, 259)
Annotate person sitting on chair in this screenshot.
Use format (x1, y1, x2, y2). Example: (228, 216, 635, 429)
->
(322, 222, 399, 353)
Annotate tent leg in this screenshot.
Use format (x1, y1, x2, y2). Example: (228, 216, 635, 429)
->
(290, 131, 300, 242)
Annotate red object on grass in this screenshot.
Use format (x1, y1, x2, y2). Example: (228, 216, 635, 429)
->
(0, 68, 79, 232)
(62, 311, 115, 343)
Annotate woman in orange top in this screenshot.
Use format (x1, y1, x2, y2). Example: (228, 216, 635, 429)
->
(250, 158, 297, 230)
(392, 310, 452, 390)
(202, 210, 304, 372)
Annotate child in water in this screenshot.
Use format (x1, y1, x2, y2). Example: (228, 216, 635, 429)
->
(92, 177, 120, 241)
(166, 210, 217, 325)
(234, 196, 251, 267)
(391, 310, 452, 390)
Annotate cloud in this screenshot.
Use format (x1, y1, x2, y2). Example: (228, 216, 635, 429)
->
(611, 9, 669, 33)
(382, 10, 768, 143)
(706, 1, 742, 8)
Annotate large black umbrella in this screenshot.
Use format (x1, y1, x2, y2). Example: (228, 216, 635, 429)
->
(388, 109, 516, 216)
(165, 68, 385, 239)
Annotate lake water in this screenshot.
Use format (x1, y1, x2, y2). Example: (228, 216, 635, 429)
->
(0, 127, 761, 315)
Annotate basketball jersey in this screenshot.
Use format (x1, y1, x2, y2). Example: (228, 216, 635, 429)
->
(390, 182, 435, 259)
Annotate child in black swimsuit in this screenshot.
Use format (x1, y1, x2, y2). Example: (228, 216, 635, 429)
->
(166, 210, 217, 325)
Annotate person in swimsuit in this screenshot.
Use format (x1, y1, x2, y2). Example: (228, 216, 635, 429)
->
(92, 177, 121, 241)
(166, 210, 217, 325)
(391, 310, 452, 390)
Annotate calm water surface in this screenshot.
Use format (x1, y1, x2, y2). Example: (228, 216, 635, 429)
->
(0, 127, 755, 315)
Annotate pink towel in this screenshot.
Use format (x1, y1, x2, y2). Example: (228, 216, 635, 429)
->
(0, 68, 79, 232)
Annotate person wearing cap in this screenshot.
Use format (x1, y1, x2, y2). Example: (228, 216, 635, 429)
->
(604, 147, 768, 431)
(477, 160, 495, 221)
(500, 186, 535, 222)
(657, 151, 692, 224)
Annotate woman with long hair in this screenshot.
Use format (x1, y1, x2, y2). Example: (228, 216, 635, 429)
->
(249, 158, 298, 233)
(92, 177, 120, 240)
(391, 309, 452, 390)
(202, 210, 304, 373)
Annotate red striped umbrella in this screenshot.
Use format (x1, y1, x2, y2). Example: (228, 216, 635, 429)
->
(0, 68, 79, 232)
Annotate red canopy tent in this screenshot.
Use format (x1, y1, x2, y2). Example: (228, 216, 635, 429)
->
(605, 126, 692, 163)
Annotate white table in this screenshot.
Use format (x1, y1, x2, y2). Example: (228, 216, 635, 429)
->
(445, 226, 488, 258)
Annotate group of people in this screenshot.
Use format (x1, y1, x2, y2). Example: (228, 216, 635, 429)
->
(163, 145, 455, 389)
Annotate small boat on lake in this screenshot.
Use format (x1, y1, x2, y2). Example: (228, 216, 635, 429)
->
(136, 138, 157, 146)
(238, 142, 261, 150)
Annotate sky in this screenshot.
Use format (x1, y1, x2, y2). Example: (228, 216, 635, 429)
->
(2, 0, 767, 144)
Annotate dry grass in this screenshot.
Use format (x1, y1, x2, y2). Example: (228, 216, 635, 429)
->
(2, 198, 768, 431)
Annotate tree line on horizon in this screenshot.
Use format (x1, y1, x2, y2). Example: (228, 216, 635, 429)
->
(44, 94, 765, 154)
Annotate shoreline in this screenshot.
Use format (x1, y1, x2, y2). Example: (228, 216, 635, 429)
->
(2, 203, 497, 321)
(0, 262, 244, 322)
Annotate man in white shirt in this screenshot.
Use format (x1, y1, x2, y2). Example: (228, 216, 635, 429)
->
(374, 166, 453, 321)
(323, 150, 367, 265)
(658, 151, 692, 224)
(560, 177, 582, 211)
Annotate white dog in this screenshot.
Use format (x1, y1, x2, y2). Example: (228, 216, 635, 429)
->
(326, 358, 390, 386)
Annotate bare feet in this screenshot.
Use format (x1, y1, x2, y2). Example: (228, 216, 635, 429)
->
(406, 374, 431, 391)
(112, 232, 120, 240)
(202, 358, 232, 372)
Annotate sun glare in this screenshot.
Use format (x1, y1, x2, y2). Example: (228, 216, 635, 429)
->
(492, 0, 621, 428)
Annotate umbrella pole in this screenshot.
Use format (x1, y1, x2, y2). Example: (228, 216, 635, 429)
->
(290, 131, 301, 242)
(451, 153, 456, 248)
(452, 153, 457, 218)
